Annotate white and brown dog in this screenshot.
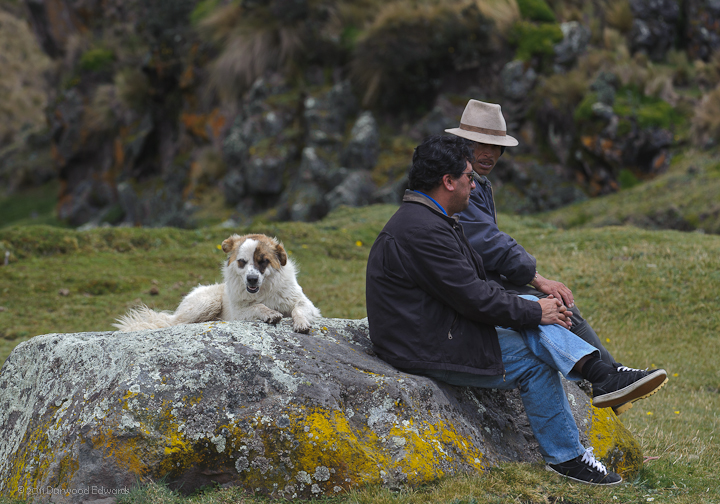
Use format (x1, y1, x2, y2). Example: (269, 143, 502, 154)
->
(114, 233, 321, 333)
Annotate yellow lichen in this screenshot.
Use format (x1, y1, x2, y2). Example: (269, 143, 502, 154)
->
(586, 405, 642, 477)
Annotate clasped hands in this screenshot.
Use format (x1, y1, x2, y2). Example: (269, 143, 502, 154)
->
(538, 295, 573, 329)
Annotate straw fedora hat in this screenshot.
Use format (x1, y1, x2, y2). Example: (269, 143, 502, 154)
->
(445, 99, 518, 147)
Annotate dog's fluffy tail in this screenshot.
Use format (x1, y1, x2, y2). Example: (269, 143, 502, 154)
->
(113, 305, 174, 332)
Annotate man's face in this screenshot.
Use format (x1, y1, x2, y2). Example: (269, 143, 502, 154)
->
(470, 142, 502, 177)
(449, 160, 476, 214)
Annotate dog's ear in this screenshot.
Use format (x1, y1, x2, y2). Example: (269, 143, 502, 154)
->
(221, 235, 243, 254)
(274, 241, 288, 266)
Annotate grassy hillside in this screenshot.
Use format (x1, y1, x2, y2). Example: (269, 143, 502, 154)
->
(1, 205, 719, 503)
(542, 148, 720, 234)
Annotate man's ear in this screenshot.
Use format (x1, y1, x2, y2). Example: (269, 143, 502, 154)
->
(442, 173, 456, 191)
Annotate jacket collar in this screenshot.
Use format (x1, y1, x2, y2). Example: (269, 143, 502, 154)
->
(475, 175, 491, 187)
(402, 190, 459, 223)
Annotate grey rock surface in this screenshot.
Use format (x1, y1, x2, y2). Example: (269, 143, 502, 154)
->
(0, 318, 641, 502)
(341, 111, 380, 171)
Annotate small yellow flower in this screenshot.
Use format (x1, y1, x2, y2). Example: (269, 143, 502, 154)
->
(216, 244, 222, 250)
(675, 411, 680, 414)
(605, 338, 611, 343)
(647, 411, 653, 416)
(673, 373, 678, 377)
(356, 240, 363, 247)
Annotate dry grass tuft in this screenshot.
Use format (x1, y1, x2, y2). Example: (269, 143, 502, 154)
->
(602, 26, 627, 53)
(201, 3, 308, 102)
(643, 66, 677, 104)
(694, 51, 720, 90)
(666, 49, 696, 86)
(534, 68, 589, 110)
(605, 0, 634, 33)
(691, 84, 720, 147)
(474, 0, 521, 37)
(0, 10, 52, 146)
(352, 0, 495, 109)
(82, 84, 120, 134)
(115, 68, 150, 111)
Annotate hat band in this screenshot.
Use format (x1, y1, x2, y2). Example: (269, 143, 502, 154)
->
(460, 123, 506, 137)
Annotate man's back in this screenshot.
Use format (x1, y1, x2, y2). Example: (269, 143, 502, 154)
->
(366, 192, 540, 377)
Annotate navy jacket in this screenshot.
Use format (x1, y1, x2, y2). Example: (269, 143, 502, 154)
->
(366, 190, 542, 376)
(458, 176, 536, 286)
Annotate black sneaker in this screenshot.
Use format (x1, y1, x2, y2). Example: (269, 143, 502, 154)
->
(611, 366, 642, 415)
(547, 448, 622, 485)
(593, 367, 668, 409)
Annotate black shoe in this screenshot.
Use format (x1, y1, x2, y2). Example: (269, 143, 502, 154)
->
(610, 365, 640, 415)
(547, 448, 622, 486)
(593, 367, 668, 409)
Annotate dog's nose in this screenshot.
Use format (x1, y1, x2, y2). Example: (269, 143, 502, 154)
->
(246, 274, 259, 286)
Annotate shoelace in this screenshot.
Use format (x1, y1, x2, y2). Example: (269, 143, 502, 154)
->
(616, 365, 646, 372)
(581, 448, 608, 475)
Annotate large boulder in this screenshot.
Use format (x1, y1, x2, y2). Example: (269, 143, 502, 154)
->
(0, 318, 642, 502)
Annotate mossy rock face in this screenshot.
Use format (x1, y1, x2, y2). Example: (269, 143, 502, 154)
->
(0, 319, 642, 500)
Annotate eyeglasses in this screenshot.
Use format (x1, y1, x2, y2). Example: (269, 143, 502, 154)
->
(459, 170, 475, 183)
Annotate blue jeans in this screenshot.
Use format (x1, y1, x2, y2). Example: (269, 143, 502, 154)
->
(412, 299, 599, 464)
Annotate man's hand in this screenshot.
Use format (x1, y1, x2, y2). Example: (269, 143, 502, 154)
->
(532, 273, 575, 308)
(538, 296, 572, 329)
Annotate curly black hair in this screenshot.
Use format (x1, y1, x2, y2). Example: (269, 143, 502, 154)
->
(408, 135, 471, 192)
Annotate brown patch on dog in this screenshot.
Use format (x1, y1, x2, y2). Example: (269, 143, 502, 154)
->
(222, 234, 245, 266)
(221, 234, 287, 270)
(252, 235, 287, 272)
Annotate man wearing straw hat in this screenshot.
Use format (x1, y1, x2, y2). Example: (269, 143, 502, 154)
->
(445, 99, 658, 415)
(366, 135, 668, 486)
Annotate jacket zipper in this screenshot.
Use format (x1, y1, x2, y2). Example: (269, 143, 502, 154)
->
(447, 312, 459, 339)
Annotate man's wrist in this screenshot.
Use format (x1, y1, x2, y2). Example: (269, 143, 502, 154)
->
(530, 271, 540, 288)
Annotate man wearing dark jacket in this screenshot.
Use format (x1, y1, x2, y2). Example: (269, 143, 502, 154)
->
(366, 135, 668, 486)
(446, 99, 659, 414)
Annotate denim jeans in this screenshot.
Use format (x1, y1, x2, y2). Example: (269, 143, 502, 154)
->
(503, 281, 618, 366)
(410, 300, 599, 464)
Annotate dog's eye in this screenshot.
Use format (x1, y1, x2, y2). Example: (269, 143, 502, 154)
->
(237, 259, 247, 268)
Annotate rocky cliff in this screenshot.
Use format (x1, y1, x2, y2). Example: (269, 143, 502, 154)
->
(12, 0, 720, 229)
(0, 317, 641, 502)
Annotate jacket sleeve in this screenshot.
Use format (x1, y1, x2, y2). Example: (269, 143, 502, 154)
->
(458, 184, 537, 286)
(399, 220, 541, 329)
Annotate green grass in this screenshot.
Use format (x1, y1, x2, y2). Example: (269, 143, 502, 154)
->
(2, 204, 720, 503)
(0, 181, 64, 229)
(509, 21, 563, 62)
(79, 47, 115, 72)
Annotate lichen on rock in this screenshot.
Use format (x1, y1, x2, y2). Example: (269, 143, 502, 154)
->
(0, 318, 642, 501)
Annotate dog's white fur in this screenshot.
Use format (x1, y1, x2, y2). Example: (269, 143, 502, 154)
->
(114, 234, 321, 334)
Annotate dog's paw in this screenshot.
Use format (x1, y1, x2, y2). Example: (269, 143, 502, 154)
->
(292, 316, 312, 334)
(263, 310, 283, 325)
(293, 323, 311, 334)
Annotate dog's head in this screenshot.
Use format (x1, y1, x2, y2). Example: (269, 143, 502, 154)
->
(221, 234, 288, 294)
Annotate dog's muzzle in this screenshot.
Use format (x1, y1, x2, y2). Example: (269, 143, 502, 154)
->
(246, 273, 260, 294)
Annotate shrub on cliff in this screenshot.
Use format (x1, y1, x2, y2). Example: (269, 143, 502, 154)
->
(200, 0, 333, 101)
(351, 1, 494, 111)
